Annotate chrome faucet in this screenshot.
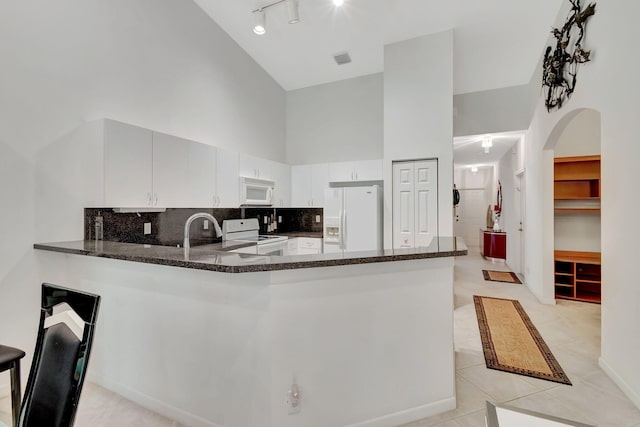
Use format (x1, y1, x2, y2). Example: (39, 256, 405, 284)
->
(183, 212, 223, 260)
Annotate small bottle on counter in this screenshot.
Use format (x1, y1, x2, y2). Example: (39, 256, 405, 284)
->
(94, 212, 104, 241)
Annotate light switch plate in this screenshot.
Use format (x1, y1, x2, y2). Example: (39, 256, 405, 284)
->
(278, 216, 282, 223)
(144, 222, 151, 235)
(204, 220, 209, 230)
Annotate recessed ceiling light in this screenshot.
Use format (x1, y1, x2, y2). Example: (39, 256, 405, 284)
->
(333, 0, 345, 7)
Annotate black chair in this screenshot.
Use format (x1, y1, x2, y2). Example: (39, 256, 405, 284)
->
(0, 283, 100, 427)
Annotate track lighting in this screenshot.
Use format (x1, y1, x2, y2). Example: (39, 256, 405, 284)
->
(252, 0, 301, 35)
(253, 10, 266, 35)
(287, 0, 299, 24)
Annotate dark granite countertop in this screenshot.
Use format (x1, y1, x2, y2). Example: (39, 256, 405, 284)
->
(34, 237, 467, 273)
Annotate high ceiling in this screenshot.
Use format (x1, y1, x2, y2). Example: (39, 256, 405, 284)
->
(453, 131, 524, 168)
(194, 0, 563, 93)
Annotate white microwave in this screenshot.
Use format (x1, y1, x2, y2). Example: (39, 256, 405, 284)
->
(240, 177, 275, 206)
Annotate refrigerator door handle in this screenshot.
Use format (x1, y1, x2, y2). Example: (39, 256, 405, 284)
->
(340, 209, 347, 250)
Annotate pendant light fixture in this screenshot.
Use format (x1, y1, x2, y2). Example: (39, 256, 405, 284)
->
(252, 0, 301, 36)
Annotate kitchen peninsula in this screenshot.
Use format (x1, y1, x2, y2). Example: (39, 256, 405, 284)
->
(35, 237, 466, 427)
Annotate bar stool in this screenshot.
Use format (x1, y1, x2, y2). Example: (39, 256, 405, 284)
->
(0, 345, 25, 427)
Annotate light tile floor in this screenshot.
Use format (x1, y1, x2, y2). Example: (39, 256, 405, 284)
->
(1, 248, 639, 426)
(401, 248, 640, 427)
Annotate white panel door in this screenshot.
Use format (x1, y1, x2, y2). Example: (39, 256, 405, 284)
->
(414, 160, 438, 247)
(393, 162, 415, 248)
(291, 165, 313, 207)
(216, 148, 239, 207)
(104, 120, 153, 207)
(453, 188, 485, 247)
(152, 132, 216, 208)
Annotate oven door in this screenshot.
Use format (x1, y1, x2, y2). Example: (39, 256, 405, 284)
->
(257, 240, 288, 256)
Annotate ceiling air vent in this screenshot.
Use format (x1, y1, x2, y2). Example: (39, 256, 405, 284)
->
(333, 52, 352, 65)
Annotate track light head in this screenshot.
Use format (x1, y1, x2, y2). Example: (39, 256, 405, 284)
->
(253, 10, 266, 35)
(287, 0, 300, 24)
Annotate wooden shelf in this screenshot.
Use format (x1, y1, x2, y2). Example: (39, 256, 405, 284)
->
(554, 156, 601, 200)
(554, 208, 601, 214)
(554, 250, 601, 304)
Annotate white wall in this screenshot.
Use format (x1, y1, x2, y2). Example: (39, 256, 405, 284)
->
(286, 73, 383, 165)
(523, 1, 640, 410)
(553, 109, 601, 252)
(496, 147, 520, 270)
(383, 30, 454, 248)
(0, 0, 285, 394)
(453, 85, 531, 137)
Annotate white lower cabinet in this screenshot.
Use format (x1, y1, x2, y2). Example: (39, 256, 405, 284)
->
(287, 237, 322, 255)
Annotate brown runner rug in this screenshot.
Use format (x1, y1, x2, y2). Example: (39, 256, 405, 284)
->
(482, 269, 522, 284)
(473, 295, 572, 385)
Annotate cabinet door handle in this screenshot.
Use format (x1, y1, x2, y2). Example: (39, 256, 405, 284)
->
(147, 192, 152, 206)
(154, 193, 158, 206)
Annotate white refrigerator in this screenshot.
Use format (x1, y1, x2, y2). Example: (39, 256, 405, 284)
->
(323, 185, 383, 253)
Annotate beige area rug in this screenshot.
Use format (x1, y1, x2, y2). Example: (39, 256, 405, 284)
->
(482, 269, 522, 284)
(473, 295, 572, 385)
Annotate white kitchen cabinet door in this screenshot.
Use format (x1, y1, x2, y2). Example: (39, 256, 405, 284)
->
(216, 148, 240, 207)
(291, 165, 313, 207)
(328, 160, 383, 182)
(296, 237, 322, 254)
(328, 161, 355, 182)
(310, 163, 329, 207)
(239, 153, 273, 180)
(271, 161, 291, 207)
(354, 159, 383, 181)
(104, 120, 153, 207)
(152, 132, 216, 208)
(293, 164, 329, 207)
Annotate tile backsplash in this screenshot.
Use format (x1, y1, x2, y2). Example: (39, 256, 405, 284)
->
(85, 207, 323, 247)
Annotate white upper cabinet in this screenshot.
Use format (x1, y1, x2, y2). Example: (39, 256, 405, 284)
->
(239, 153, 273, 181)
(104, 120, 218, 208)
(152, 132, 216, 208)
(291, 163, 329, 207)
(328, 159, 383, 182)
(104, 120, 154, 207)
(271, 161, 291, 207)
(215, 147, 239, 208)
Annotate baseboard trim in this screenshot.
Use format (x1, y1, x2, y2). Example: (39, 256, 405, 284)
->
(90, 374, 222, 427)
(344, 396, 456, 427)
(599, 357, 640, 410)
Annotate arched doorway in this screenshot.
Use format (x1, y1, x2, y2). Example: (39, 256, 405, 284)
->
(543, 108, 602, 303)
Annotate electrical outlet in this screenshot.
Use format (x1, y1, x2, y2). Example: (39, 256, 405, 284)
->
(144, 222, 151, 235)
(278, 216, 282, 223)
(286, 383, 301, 415)
(264, 216, 269, 224)
(204, 219, 209, 230)
(315, 215, 321, 223)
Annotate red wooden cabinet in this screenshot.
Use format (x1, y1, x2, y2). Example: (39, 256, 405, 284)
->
(480, 229, 506, 261)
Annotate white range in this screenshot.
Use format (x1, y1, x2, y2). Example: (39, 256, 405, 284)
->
(222, 218, 288, 256)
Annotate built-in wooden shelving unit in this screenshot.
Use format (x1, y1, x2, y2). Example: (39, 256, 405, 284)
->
(554, 155, 601, 213)
(554, 250, 601, 303)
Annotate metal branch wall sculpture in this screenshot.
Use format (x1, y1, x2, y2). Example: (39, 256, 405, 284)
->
(542, 0, 596, 112)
